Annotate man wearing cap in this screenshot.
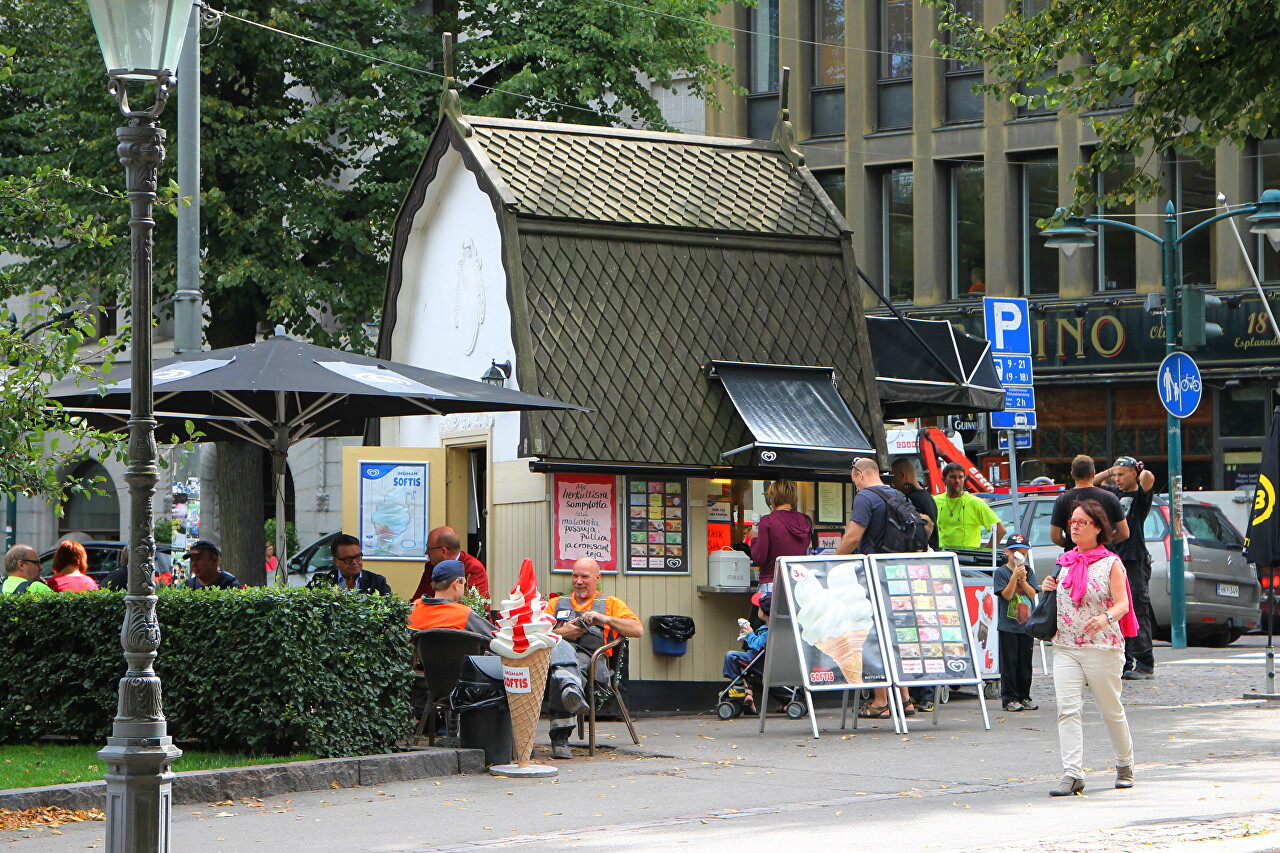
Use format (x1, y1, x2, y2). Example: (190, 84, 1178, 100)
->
(994, 533, 1039, 711)
(182, 541, 244, 589)
(1095, 456, 1158, 680)
(308, 533, 393, 595)
(407, 559, 496, 634)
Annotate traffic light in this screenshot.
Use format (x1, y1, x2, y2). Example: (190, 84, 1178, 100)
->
(1180, 285, 1223, 349)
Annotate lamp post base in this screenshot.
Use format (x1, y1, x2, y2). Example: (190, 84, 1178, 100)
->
(98, 738, 182, 853)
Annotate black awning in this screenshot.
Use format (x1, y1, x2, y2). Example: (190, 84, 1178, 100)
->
(708, 361, 876, 472)
(866, 316, 1006, 419)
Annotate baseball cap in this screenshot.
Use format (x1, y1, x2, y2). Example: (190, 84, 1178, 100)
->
(431, 559, 466, 584)
(1112, 456, 1142, 471)
(183, 539, 220, 557)
(1002, 533, 1030, 550)
(751, 590, 773, 615)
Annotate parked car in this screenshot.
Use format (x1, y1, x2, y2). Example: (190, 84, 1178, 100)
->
(986, 494, 1261, 647)
(38, 540, 173, 587)
(287, 532, 339, 587)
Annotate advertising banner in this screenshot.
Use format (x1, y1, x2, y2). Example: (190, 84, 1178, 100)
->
(552, 474, 617, 573)
(624, 477, 688, 574)
(773, 556, 891, 691)
(357, 461, 429, 560)
(867, 553, 981, 685)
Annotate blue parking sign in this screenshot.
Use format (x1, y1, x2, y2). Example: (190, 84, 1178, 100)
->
(984, 298, 1032, 356)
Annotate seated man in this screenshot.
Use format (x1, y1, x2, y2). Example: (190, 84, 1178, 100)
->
(182, 540, 244, 589)
(408, 560, 496, 635)
(308, 533, 392, 594)
(545, 557, 643, 760)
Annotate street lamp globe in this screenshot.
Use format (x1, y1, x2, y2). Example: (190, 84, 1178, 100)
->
(86, 0, 192, 80)
(1041, 209, 1097, 258)
(1247, 188, 1280, 253)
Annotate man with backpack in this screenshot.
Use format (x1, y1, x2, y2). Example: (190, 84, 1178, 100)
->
(835, 457, 928, 556)
(1, 545, 53, 596)
(934, 462, 1005, 550)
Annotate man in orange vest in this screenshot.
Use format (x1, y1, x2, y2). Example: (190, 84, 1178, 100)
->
(407, 560, 496, 635)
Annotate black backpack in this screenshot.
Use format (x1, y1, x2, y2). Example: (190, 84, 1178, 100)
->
(868, 487, 929, 553)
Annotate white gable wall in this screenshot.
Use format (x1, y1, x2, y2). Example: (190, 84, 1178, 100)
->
(385, 145, 523, 463)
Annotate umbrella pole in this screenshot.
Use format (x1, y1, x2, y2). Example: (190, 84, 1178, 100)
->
(273, 397, 288, 587)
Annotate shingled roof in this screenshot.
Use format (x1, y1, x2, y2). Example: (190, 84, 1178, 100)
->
(469, 118, 841, 237)
(382, 113, 886, 472)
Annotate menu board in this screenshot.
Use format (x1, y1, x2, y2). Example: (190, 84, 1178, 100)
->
(770, 556, 891, 691)
(552, 474, 617, 573)
(868, 554, 980, 685)
(625, 477, 688, 574)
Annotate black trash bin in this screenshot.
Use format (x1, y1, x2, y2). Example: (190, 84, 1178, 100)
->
(450, 655, 514, 766)
(649, 615, 696, 656)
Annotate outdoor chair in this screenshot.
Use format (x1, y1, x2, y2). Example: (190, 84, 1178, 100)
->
(575, 636, 640, 756)
(411, 628, 491, 745)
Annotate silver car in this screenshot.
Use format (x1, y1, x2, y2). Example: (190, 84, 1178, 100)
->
(987, 494, 1261, 647)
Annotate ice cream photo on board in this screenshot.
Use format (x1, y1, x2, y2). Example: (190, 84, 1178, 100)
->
(489, 558, 561, 778)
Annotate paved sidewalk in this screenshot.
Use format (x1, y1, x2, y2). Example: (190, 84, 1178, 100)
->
(5, 638, 1277, 851)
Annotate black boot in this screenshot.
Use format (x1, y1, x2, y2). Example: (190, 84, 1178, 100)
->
(550, 726, 573, 760)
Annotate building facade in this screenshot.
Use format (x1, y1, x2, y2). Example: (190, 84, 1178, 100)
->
(705, 0, 1280, 491)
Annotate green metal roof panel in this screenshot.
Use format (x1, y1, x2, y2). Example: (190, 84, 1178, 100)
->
(468, 119, 842, 238)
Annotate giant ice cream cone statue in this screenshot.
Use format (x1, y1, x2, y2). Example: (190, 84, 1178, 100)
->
(794, 565, 874, 685)
(489, 558, 561, 776)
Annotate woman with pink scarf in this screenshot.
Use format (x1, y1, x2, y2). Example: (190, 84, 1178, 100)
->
(1040, 498, 1134, 797)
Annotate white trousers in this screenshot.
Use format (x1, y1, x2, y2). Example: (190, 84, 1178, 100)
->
(1052, 645, 1134, 779)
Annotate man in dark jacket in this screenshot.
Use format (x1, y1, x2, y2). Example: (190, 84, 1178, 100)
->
(307, 533, 392, 594)
(891, 458, 939, 550)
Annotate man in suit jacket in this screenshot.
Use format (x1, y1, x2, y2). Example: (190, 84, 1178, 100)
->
(307, 532, 392, 594)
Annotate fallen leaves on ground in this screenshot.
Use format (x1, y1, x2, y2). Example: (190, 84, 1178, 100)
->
(0, 806, 105, 831)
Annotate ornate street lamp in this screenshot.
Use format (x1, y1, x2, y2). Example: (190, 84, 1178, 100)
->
(1043, 195, 1280, 649)
(84, 1, 193, 850)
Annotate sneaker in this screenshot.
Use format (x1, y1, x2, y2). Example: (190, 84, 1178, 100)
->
(1122, 669, 1155, 681)
(1003, 700, 1024, 712)
(1018, 699, 1039, 710)
(917, 700, 935, 713)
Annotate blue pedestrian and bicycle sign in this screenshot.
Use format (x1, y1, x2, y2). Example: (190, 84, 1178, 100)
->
(1157, 352, 1203, 418)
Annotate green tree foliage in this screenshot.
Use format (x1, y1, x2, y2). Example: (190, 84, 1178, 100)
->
(0, 0, 738, 351)
(927, 0, 1280, 213)
(0, 165, 130, 503)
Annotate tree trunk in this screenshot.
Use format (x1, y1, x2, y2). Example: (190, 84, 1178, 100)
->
(199, 443, 220, 545)
(216, 439, 265, 586)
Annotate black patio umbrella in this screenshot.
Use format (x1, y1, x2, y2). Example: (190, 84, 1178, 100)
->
(47, 332, 585, 582)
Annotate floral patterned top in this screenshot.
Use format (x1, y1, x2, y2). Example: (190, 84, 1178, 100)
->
(1053, 554, 1124, 650)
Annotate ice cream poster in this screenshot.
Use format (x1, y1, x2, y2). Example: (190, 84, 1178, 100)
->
(358, 462, 429, 560)
(869, 554, 981, 685)
(777, 558, 890, 690)
(553, 474, 617, 573)
(963, 583, 1000, 679)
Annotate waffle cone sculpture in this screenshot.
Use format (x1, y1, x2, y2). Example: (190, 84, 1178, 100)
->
(816, 630, 868, 684)
(502, 646, 552, 766)
(490, 558, 561, 768)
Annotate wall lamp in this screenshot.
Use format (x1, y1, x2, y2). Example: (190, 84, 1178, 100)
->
(481, 359, 512, 387)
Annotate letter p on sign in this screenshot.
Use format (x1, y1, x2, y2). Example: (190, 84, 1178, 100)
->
(984, 297, 1031, 355)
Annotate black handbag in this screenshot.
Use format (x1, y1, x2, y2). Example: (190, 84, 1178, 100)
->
(1025, 570, 1060, 642)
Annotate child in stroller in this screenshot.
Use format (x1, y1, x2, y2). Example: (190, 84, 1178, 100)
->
(716, 592, 805, 720)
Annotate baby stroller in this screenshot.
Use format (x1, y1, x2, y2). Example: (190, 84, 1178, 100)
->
(716, 645, 806, 720)
(715, 591, 805, 720)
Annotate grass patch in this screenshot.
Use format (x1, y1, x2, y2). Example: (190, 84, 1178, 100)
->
(1, 744, 317, 790)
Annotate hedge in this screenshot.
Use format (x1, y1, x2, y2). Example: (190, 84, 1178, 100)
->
(0, 587, 412, 758)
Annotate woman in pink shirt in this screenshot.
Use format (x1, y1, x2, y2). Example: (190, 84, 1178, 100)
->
(47, 540, 99, 592)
